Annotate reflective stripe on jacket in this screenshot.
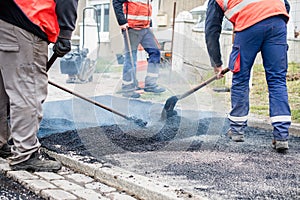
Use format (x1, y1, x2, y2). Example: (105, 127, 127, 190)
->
(215, 0, 289, 31)
(14, 0, 59, 43)
(123, 0, 152, 29)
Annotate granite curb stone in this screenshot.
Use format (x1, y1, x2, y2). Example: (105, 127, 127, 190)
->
(0, 157, 139, 200)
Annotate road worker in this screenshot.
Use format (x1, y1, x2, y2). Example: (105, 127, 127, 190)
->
(0, 0, 78, 171)
(113, 0, 166, 98)
(205, 0, 291, 152)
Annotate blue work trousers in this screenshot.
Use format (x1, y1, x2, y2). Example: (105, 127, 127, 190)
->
(122, 28, 161, 88)
(228, 16, 291, 141)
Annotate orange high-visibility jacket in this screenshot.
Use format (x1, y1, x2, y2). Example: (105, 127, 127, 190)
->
(123, 0, 152, 29)
(14, 0, 59, 43)
(215, 0, 289, 31)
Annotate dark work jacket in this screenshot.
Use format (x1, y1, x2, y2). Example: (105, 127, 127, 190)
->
(113, 0, 128, 26)
(0, 0, 78, 43)
(205, 0, 290, 67)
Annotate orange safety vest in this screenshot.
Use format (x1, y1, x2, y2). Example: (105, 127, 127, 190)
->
(14, 0, 60, 43)
(215, 0, 289, 31)
(123, 0, 152, 29)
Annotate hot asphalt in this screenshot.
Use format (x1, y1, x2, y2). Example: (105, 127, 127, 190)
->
(1, 60, 299, 199)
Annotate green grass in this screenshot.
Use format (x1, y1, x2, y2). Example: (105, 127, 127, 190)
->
(250, 63, 300, 123)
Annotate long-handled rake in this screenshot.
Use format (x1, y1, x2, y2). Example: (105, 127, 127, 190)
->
(47, 53, 147, 127)
(161, 68, 230, 120)
(125, 28, 138, 87)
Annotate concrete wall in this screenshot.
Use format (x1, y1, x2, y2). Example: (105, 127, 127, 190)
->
(171, 17, 300, 85)
(158, 0, 204, 28)
(173, 19, 300, 69)
(77, 0, 300, 70)
(77, 0, 208, 63)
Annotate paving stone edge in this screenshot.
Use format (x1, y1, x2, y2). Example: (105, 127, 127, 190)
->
(43, 149, 207, 200)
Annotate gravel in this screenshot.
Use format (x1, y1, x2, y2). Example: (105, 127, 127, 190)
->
(40, 116, 300, 199)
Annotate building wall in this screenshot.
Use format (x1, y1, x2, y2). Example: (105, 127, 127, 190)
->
(159, 0, 204, 27)
(290, 0, 300, 29)
(172, 19, 300, 86)
(77, 0, 300, 67)
(109, 2, 125, 57)
(73, 0, 88, 37)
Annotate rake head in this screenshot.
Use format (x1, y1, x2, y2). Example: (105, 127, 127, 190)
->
(161, 96, 179, 120)
(128, 116, 148, 127)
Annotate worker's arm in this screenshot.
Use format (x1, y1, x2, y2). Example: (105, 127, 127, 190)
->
(53, 0, 79, 57)
(284, 0, 290, 13)
(55, 0, 79, 40)
(113, 0, 128, 26)
(205, 0, 224, 68)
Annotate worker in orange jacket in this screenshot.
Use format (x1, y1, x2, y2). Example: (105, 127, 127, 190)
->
(113, 0, 166, 98)
(205, 0, 291, 152)
(0, 0, 78, 171)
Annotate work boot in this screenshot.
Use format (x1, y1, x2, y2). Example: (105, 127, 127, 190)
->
(66, 75, 78, 83)
(121, 83, 138, 92)
(272, 140, 289, 153)
(227, 129, 245, 142)
(121, 83, 141, 98)
(0, 143, 12, 158)
(144, 85, 166, 93)
(10, 150, 62, 172)
(122, 91, 141, 98)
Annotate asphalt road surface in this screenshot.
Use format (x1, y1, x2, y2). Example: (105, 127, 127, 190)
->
(41, 115, 300, 199)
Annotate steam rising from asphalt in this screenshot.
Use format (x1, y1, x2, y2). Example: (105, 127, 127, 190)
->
(42, 30, 229, 159)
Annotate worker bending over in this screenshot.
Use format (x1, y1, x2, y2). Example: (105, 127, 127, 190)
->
(205, 0, 291, 152)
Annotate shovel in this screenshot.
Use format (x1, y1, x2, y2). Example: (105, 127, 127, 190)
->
(161, 68, 230, 120)
(47, 53, 147, 127)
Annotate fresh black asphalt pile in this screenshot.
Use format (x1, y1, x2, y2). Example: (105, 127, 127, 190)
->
(40, 115, 300, 199)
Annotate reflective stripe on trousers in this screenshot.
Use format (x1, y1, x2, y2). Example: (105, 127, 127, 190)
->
(228, 16, 291, 140)
(122, 28, 160, 87)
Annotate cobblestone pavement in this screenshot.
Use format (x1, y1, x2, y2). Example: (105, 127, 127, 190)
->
(0, 158, 138, 200)
(0, 173, 44, 200)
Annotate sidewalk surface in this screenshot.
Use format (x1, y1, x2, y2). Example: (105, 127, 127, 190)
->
(1, 60, 299, 200)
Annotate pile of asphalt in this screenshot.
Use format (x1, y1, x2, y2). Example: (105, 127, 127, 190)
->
(40, 116, 300, 199)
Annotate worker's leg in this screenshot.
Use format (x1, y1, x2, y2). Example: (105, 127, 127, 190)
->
(228, 24, 263, 139)
(141, 29, 165, 93)
(0, 20, 48, 165)
(261, 16, 291, 142)
(0, 69, 10, 148)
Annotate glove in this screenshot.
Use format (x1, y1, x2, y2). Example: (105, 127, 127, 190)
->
(53, 38, 71, 57)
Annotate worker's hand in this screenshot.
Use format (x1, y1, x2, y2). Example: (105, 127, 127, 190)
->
(53, 38, 71, 57)
(214, 66, 224, 79)
(120, 23, 128, 30)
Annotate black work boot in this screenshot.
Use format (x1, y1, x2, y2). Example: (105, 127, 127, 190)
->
(10, 150, 62, 172)
(0, 143, 12, 158)
(272, 140, 289, 153)
(122, 91, 141, 98)
(144, 85, 166, 93)
(227, 129, 245, 142)
(121, 83, 141, 98)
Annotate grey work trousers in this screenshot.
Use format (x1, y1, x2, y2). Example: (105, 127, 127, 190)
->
(0, 19, 48, 165)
